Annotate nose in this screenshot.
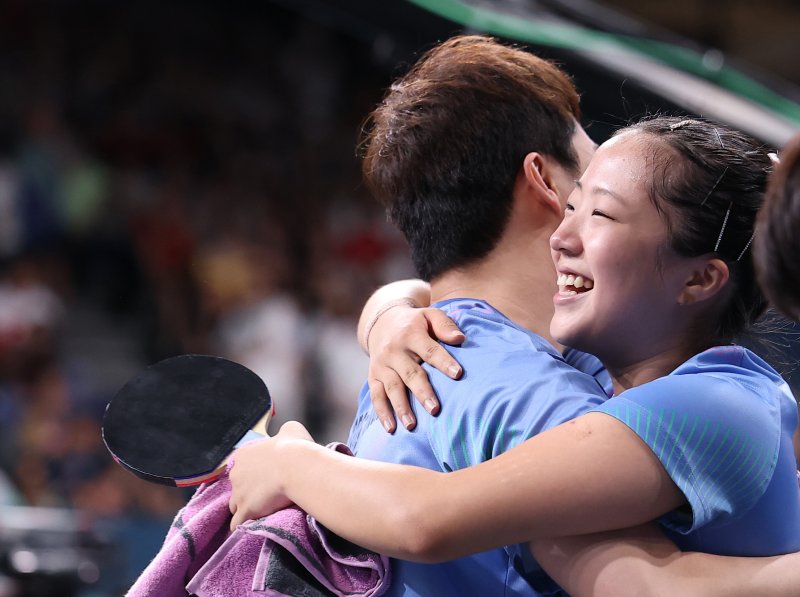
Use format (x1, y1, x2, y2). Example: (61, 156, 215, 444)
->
(550, 213, 581, 256)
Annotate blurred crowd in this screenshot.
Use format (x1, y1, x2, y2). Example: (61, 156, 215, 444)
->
(0, 1, 413, 592)
(1, 2, 798, 595)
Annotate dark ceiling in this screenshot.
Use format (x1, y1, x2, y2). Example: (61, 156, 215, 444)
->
(264, 0, 799, 144)
(602, 0, 800, 86)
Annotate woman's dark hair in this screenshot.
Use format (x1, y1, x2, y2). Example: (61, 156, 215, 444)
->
(620, 116, 771, 343)
(755, 133, 800, 321)
(360, 35, 581, 281)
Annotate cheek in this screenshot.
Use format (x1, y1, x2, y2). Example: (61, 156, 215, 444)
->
(593, 246, 662, 310)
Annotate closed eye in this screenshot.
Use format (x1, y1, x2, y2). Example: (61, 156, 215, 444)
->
(592, 209, 614, 220)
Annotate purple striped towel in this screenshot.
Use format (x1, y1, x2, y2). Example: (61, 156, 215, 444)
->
(127, 442, 390, 597)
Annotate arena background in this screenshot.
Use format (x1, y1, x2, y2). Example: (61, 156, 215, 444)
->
(0, 1, 797, 595)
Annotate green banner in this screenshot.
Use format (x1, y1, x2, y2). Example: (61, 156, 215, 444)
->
(407, 0, 800, 126)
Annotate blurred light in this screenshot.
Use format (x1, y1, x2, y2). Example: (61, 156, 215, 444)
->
(10, 549, 38, 574)
(77, 559, 100, 584)
(702, 49, 725, 72)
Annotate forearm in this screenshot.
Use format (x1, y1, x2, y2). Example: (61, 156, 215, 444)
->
(533, 526, 800, 597)
(276, 438, 547, 561)
(276, 414, 683, 562)
(356, 279, 431, 352)
(277, 438, 447, 559)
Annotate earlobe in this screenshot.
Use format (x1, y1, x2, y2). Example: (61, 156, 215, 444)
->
(522, 152, 561, 217)
(678, 258, 730, 305)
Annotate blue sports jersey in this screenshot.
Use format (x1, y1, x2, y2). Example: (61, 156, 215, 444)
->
(593, 345, 800, 555)
(348, 299, 608, 596)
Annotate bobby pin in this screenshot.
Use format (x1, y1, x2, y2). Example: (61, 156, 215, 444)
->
(714, 202, 732, 253)
(701, 167, 728, 206)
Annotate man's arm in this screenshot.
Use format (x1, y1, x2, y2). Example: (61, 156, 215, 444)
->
(532, 525, 799, 597)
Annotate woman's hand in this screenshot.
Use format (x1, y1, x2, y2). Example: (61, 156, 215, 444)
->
(367, 304, 465, 433)
(228, 421, 314, 530)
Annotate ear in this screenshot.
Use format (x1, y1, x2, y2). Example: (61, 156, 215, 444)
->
(677, 258, 730, 306)
(521, 152, 562, 218)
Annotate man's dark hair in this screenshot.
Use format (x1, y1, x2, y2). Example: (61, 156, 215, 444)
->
(360, 35, 581, 281)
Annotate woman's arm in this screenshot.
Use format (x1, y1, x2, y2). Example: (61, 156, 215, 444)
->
(356, 279, 465, 431)
(532, 525, 800, 597)
(229, 413, 684, 561)
(356, 279, 432, 352)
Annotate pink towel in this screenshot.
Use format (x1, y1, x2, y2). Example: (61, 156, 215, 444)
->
(126, 443, 390, 597)
(126, 474, 235, 597)
(186, 506, 390, 597)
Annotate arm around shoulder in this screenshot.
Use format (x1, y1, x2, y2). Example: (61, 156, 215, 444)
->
(357, 279, 431, 352)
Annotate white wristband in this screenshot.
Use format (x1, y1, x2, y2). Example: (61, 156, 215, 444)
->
(362, 297, 420, 354)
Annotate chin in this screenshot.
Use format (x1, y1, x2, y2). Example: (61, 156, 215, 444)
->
(552, 329, 582, 351)
(553, 324, 596, 355)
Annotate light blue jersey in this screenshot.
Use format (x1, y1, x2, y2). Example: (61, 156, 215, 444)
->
(348, 299, 608, 596)
(593, 345, 800, 555)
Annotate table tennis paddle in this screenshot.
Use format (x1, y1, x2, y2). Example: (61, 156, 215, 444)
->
(102, 354, 274, 487)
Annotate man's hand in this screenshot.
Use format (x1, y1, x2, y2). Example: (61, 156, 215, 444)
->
(228, 421, 314, 530)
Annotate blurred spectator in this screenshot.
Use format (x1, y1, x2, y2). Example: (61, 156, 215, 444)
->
(0, 1, 795, 594)
(0, 0, 417, 591)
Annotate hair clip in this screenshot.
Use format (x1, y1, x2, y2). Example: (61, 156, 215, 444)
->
(736, 232, 755, 262)
(701, 167, 728, 206)
(714, 202, 732, 253)
(713, 128, 724, 148)
(669, 119, 697, 131)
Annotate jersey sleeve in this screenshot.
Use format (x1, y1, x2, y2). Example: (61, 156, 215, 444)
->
(426, 347, 607, 471)
(591, 373, 782, 533)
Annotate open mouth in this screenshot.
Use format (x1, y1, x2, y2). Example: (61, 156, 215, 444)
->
(557, 273, 594, 296)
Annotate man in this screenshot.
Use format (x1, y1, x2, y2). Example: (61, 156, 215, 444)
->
(347, 35, 606, 595)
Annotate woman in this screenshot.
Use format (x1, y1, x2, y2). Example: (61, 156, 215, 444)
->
(229, 118, 800, 593)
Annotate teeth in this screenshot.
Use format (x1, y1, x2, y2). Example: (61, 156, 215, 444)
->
(556, 273, 594, 291)
(558, 289, 578, 296)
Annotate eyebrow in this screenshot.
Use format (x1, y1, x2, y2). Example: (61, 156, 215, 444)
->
(573, 180, 628, 205)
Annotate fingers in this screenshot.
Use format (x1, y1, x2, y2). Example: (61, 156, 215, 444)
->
(366, 305, 465, 433)
(425, 308, 466, 347)
(368, 378, 398, 433)
(383, 369, 417, 430)
(395, 357, 439, 417)
(229, 502, 257, 531)
(419, 337, 463, 382)
(229, 503, 245, 531)
(369, 363, 439, 431)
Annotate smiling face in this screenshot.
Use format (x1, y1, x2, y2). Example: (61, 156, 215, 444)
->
(549, 131, 693, 368)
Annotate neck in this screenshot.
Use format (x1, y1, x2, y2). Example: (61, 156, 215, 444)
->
(430, 229, 562, 350)
(604, 337, 704, 395)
